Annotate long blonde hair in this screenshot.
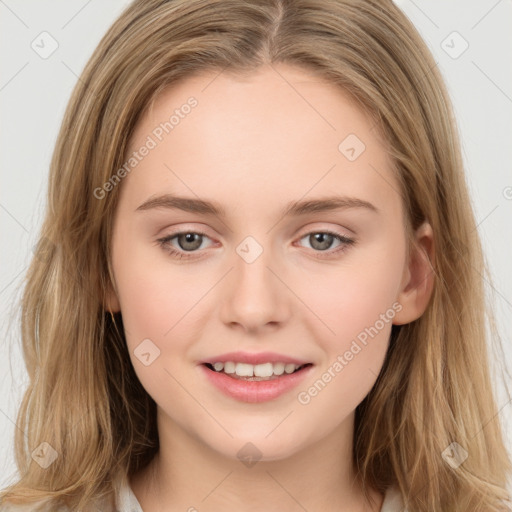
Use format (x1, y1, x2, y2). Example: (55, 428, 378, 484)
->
(1, 0, 510, 510)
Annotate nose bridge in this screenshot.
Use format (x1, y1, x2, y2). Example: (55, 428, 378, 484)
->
(220, 234, 289, 330)
(234, 234, 279, 303)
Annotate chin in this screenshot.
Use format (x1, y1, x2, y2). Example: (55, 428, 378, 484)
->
(208, 432, 307, 464)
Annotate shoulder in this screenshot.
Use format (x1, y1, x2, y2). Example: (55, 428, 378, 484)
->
(0, 487, 116, 512)
(381, 485, 408, 512)
(116, 474, 143, 512)
(0, 474, 135, 512)
(0, 500, 69, 512)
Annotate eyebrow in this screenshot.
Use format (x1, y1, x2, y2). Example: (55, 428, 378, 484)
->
(135, 194, 379, 217)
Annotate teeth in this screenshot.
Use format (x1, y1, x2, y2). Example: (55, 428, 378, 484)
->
(284, 363, 296, 374)
(236, 363, 253, 377)
(208, 361, 306, 378)
(253, 363, 273, 378)
(223, 361, 235, 374)
(213, 362, 224, 372)
(273, 362, 285, 375)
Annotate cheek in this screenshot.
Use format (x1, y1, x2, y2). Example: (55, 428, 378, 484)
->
(293, 246, 405, 428)
(111, 236, 208, 390)
(302, 247, 405, 347)
(294, 246, 404, 391)
(112, 229, 203, 337)
(112, 253, 207, 413)
(115, 267, 180, 339)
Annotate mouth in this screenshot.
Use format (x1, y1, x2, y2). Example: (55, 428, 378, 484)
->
(203, 361, 314, 381)
(199, 352, 315, 402)
(200, 361, 314, 402)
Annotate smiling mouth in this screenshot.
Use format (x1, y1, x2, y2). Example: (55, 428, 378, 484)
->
(203, 362, 313, 381)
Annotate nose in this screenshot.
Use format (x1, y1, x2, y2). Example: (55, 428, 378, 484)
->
(219, 241, 291, 334)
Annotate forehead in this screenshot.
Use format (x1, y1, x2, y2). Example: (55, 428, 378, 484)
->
(119, 63, 401, 221)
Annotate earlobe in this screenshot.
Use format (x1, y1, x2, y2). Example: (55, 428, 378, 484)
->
(105, 293, 121, 314)
(393, 222, 435, 325)
(104, 278, 121, 314)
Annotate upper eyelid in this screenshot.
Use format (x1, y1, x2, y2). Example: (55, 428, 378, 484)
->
(158, 227, 354, 247)
(160, 222, 355, 239)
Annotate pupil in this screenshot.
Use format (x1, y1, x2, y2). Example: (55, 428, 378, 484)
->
(312, 233, 333, 250)
(180, 233, 202, 251)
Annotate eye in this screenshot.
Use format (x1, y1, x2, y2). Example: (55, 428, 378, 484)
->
(156, 231, 214, 260)
(156, 229, 355, 261)
(296, 230, 355, 258)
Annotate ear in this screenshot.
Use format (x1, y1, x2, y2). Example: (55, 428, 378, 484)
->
(104, 273, 121, 313)
(393, 221, 435, 325)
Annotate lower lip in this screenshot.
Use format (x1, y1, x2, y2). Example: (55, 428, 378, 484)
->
(199, 364, 314, 403)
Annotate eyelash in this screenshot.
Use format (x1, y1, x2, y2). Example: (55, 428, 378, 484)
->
(156, 229, 356, 261)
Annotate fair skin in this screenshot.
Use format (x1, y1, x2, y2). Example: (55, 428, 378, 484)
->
(106, 63, 434, 512)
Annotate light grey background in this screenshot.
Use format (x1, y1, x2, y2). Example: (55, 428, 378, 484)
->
(1, 0, 511, 491)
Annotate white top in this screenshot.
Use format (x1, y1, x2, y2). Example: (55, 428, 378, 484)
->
(1, 476, 407, 511)
(116, 475, 407, 512)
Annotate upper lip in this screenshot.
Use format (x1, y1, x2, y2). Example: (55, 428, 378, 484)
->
(200, 351, 312, 366)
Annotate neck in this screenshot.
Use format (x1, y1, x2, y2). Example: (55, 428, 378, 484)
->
(130, 408, 383, 512)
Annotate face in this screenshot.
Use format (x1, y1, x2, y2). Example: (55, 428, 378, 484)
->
(107, 63, 420, 462)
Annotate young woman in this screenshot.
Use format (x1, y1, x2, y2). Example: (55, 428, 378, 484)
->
(1, 0, 510, 511)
